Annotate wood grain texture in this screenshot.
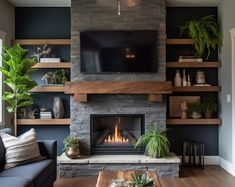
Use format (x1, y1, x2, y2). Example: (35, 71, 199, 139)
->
(166, 118, 222, 125)
(160, 166, 235, 187)
(32, 62, 71, 69)
(148, 94, 163, 102)
(65, 81, 172, 94)
(31, 86, 65, 92)
(17, 119, 70, 125)
(96, 170, 162, 187)
(166, 62, 221, 68)
(166, 39, 193, 45)
(13, 39, 71, 45)
(172, 86, 221, 92)
(74, 94, 88, 102)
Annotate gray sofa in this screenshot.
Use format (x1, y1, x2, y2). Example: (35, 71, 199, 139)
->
(0, 128, 57, 187)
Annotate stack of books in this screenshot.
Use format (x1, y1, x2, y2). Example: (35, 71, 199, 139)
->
(40, 58, 61, 63)
(178, 56, 203, 62)
(40, 111, 52, 119)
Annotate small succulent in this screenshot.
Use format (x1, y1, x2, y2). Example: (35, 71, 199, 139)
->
(63, 136, 80, 151)
(128, 173, 155, 187)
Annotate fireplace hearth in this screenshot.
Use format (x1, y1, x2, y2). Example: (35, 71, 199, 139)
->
(91, 114, 144, 155)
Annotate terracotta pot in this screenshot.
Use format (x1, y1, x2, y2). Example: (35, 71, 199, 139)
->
(205, 110, 212, 119)
(65, 147, 80, 159)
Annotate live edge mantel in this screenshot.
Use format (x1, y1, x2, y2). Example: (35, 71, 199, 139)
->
(65, 81, 173, 103)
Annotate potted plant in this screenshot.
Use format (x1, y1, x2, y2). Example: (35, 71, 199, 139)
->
(63, 136, 80, 159)
(201, 94, 218, 118)
(135, 125, 170, 158)
(188, 101, 202, 119)
(180, 15, 222, 59)
(0, 44, 37, 135)
(128, 173, 154, 187)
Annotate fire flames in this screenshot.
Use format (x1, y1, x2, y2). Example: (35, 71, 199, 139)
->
(104, 118, 129, 144)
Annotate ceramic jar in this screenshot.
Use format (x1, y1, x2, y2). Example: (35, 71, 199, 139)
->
(196, 71, 205, 84)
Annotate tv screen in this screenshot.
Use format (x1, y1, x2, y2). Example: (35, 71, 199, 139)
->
(80, 30, 158, 73)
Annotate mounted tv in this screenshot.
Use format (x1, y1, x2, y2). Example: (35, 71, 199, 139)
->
(80, 30, 158, 73)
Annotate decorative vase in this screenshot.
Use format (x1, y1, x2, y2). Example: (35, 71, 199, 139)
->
(174, 70, 182, 87)
(205, 110, 212, 119)
(53, 97, 64, 119)
(65, 147, 80, 159)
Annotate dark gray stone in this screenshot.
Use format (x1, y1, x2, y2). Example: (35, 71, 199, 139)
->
(59, 163, 179, 178)
(70, 0, 167, 154)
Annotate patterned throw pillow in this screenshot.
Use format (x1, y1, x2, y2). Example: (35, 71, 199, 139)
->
(0, 128, 44, 169)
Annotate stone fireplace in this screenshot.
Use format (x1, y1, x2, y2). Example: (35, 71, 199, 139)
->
(70, 0, 167, 155)
(58, 0, 180, 178)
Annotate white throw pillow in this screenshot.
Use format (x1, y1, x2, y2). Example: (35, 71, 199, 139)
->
(0, 128, 44, 169)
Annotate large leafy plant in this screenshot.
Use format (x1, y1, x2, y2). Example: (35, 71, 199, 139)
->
(0, 44, 37, 135)
(135, 126, 170, 158)
(180, 15, 222, 59)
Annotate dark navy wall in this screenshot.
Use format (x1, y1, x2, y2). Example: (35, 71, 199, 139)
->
(15, 7, 71, 155)
(15, 7, 219, 156)
(166, 7, 219, 156)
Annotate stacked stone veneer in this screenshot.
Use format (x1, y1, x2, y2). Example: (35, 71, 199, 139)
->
(70, 0, 166, 154)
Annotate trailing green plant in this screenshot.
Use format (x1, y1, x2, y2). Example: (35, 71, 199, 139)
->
(180, 15, 222, 59)
(128, 173, 154, 187)
(188, 101, 202, 114)
(0, 44, 37, 135)
(63, 136, 80, 150)
(135, 125, 170, 158)
(201, 94, 218, 112)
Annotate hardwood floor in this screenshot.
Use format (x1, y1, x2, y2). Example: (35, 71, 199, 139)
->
(160, 166, 235, 187)
(54, 166, 235, 187)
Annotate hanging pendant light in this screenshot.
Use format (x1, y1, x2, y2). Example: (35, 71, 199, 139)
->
(97, 0, 141, 16)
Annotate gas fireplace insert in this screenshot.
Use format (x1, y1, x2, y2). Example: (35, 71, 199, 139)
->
(90, 114, 145, 155)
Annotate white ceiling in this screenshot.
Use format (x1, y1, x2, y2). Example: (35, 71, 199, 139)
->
(7, 0, 221, 7)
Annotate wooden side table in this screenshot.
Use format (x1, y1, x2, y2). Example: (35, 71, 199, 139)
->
(96, 170, 162, 187)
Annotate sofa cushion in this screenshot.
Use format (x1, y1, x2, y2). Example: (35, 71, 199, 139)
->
(0, 159, 55, 187)
(0, 128, 44, 169)
(0, 128, 12, 171)
(0, 177, 33, 187)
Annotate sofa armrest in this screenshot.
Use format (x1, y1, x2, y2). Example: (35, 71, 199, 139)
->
(37, 140, 57, 160)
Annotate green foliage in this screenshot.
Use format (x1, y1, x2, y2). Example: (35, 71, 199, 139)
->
(135, 125, 170, 158)
(188, 101, 202, 114)
(180, 15, 222, 59)
(201, 94, 218, 112)
(0, 44, 37, 113)
(128, 173, 154, 187)
(63, 136, 80, 150)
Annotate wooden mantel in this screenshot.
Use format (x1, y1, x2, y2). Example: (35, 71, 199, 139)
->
(65, 81, 172, 102)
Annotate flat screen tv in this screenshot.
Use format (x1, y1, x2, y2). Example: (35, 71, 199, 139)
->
(80, 30, 158, 73)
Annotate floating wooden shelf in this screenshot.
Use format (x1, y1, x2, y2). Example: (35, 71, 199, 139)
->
(166, 39, 193, 45)
(65, 81, 173, 102)
(17, 119, 71, 125)
(172, 86, 221, 92)
(166, 118, 222, 125)
(13, 39, 71, 45)
(31, 86, 65, 92)
(32, 62, 71, 69)
(166, 62, 221, 68)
